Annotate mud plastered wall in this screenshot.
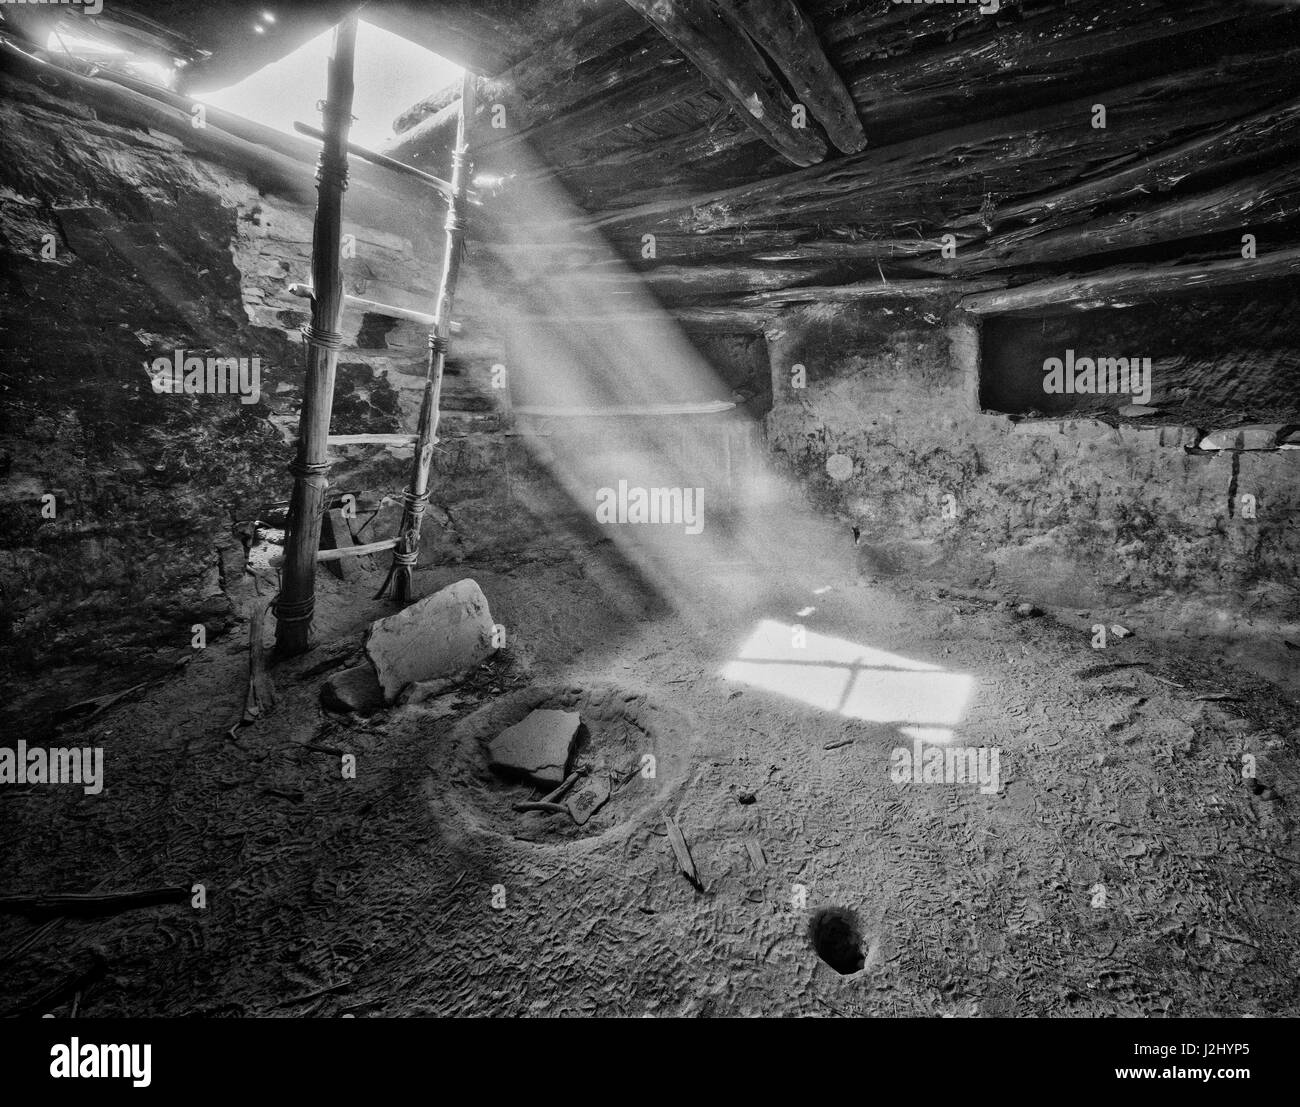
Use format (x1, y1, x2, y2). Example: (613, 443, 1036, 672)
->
(763, 298, 1299, 627)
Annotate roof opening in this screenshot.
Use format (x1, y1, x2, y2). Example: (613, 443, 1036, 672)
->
(191, 20, 462, 149)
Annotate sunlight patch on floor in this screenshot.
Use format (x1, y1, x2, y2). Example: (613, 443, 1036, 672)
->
(721, 619, 973, 739)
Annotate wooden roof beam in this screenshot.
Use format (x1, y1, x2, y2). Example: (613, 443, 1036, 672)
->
(951, 94, 1300, 233)
(621, 0, 827, 167)
(736, 276, 1008, 307)
(589, 46, 1300, 234)
(936, 160, 1300, 275)
(959, 246, 1300, 315)
(714, 0, 867, 154)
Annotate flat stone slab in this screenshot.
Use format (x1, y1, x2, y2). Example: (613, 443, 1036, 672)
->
(321, 662, 385, 715)
(364, 579, 495, 702)
(565, 773, 611, 826)
(488, 709, 580, 787)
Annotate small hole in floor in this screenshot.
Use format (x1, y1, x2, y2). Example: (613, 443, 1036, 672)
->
(809, 906, 865, 975)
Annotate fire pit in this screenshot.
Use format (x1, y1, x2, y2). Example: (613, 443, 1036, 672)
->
(427, 684, 694, 849)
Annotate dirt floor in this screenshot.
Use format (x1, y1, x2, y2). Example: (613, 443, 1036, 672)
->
(2, 505, 1299, 1018)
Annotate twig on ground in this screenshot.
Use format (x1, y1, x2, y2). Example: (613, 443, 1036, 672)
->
(512, 769, 587, 814)
(0, 886, 190, 919)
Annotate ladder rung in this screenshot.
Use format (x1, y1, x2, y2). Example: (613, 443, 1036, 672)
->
(326, 433, 418, 448)
(513, 400, 736, 417)
(291, 121, 481, 205)
(316, 538, 397, 562)
(286, 284, 461, 332)
(283, 432, 421, 449)
(341, 295, 437, 328)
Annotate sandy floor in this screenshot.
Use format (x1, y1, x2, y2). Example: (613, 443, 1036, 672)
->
(2, 511, 1299, 1018)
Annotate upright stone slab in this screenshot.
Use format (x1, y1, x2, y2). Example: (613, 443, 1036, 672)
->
(365, 578, 495, 702)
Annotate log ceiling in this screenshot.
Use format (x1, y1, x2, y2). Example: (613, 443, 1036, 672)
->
(27, 0, 1300, 317)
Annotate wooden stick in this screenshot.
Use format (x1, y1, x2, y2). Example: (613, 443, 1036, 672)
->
(511, 769, 586, 814)
(736, 276, 1006, 306)
(53, 680, 149, 725)
(596, 261, 831, 298)
(324, 434, 419, 448)
(281, 429, 421, 449)
(272, 979, 354, 1009)
(379, 72, 477, 603)
(316, 538, 398, 562)
(541, 770, 585, 802)
(664, 815, 702, 890)
(242, 603, 276, 724)
(0, 888, 190, 918)
(274, 16, 358, 655)
(286, 283, 464, 331)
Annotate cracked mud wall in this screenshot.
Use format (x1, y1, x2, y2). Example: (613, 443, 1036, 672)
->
(763, 297, 1300, 624)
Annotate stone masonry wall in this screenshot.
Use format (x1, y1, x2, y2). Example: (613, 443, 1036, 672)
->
(0, 69, 526, 723)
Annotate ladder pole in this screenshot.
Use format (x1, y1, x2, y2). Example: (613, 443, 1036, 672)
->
(379, 73, 476, 603)
(275, 15, 358, 656)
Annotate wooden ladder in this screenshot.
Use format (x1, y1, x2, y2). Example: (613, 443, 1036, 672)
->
(273, 15, 476, 655)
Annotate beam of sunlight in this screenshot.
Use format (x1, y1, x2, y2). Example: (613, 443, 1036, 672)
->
(722, 620, 974, 737)
(461, 138, 831, 619)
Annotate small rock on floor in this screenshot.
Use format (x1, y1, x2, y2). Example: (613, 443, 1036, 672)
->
(565, 773, 611, 826)
(321, 663, 385, 715)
